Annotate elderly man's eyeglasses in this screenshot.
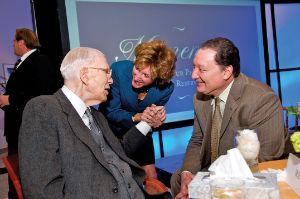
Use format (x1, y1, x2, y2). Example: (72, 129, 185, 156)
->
(88, 67, 112, 76)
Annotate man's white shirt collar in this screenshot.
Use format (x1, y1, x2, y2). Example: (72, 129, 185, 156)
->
(218, 79, 234, 104)
(16, 49, 36, 68)
(211, 80, 234, 117)
(61, 85, 87, 119)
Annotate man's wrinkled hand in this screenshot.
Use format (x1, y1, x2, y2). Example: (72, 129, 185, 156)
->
(141, 105, 166, 128)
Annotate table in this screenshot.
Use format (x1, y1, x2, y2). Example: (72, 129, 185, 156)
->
(259, 159, 300, 199)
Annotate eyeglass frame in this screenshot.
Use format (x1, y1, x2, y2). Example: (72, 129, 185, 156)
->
(87, 67, 112, 76)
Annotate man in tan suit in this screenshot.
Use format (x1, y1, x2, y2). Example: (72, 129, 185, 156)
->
(171, 37, 285, 199)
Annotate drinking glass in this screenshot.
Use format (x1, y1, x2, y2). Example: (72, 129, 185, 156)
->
(210, 178, 245, 199)
(235, 129, 260, 173)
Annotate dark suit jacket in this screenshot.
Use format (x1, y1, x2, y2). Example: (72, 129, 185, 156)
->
(181, 73, 285, 174)
(3, 50, 57, 149)
(19, 89, 147, 199)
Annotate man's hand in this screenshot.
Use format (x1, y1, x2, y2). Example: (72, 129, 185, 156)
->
(141, 104, 166, 128)
(0, 95, 9, 108)
(175, 171, 194, 199)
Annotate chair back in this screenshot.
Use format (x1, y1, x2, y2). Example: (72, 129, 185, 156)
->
(144, 177, 172, 199)
(2, 154, 24, 199)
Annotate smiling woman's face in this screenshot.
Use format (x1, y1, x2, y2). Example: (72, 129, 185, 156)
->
(132, 65, 154, 89)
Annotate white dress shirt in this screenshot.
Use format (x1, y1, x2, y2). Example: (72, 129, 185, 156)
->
(211, 80, 234, 117)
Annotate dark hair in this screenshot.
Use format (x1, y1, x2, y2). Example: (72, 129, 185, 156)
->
(134, 40, 176, 85)
(201, 37, 240, 77)
(15, 28, 41, 49)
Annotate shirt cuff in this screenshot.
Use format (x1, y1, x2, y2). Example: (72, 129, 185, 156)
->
(136, 121, 151, 136)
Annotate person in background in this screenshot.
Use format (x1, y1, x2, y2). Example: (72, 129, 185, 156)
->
(171, 37, 285, 199)
(0, 28, 57, 199)
(101, 40, 177, 179)
(19, 47, 166, 199)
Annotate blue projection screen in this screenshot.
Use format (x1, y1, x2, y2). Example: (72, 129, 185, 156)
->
(64, 0, 264, 122)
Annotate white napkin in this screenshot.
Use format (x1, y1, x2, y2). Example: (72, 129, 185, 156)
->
(286, 153, 300, 196)
(208, 148, 254, 179)
(236, 129, 260, 161)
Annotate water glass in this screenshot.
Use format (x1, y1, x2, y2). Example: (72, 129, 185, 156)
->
(210, 178, 245, 199)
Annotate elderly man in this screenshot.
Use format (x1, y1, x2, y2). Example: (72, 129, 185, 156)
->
(171, 37, 285, 199)
(19, 47, 165, 199)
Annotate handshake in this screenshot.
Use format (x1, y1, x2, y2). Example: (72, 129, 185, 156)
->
(133, 104, 166, 128)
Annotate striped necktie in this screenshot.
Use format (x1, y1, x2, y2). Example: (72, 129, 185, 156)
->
(84, 108, 105, 147)
(211, 97, 222, 163)
(84, 108, 100, 134)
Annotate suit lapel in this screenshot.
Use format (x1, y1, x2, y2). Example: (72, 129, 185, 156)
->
(92, 109, 123, 152)
(220, 95, 238, 138)
(220, 74, 244, 138)
(202, 99, 213, 133)
(123, 71, 140, 111)
(195, 93, 213, 134)
(54, 90, 111, 170)
(139, 86, 163, 108)
(6, 52, 36, 90)
(91, 109, 137, 165)
(15, 50, 37, 71)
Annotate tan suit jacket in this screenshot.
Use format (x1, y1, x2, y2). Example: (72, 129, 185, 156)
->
(181, 73, 285, 174)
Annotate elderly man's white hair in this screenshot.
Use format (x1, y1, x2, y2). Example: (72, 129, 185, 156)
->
(60, 47, 105, 80)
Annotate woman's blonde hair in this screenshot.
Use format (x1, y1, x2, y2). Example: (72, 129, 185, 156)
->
(134, 40, 176, 85)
